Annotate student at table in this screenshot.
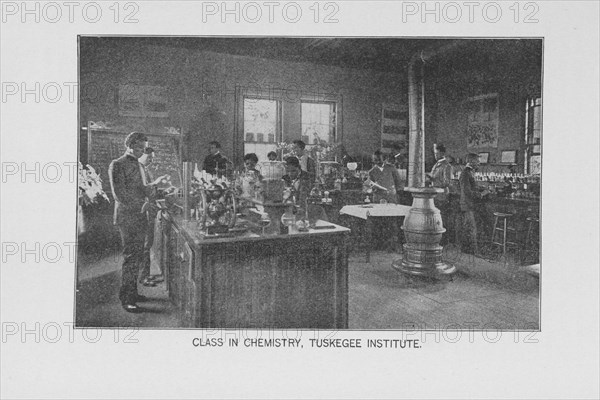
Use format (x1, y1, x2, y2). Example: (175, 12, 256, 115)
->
(202, 140, 229, 177)
(427, 143, 453, 243)
(368, 150, 403, 204)
(238, 153, 262, 199)
(282, 156, 311, 204)
(138, 147, 161, 287)
(389, 143, 404, 169)
(368, 150, 403, 251)
(458, 153, 490, 254)
(292, 140, 317, 183)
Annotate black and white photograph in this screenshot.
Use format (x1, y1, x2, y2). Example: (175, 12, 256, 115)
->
(76, 37, 543, 330)
(1, 2, 599, 399)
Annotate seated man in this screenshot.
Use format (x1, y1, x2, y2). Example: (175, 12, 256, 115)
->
(282, 156, 311, 205)
(239, 153, 262, 199)
(202, 140, 229, 177)
(292, 140, 317, 183)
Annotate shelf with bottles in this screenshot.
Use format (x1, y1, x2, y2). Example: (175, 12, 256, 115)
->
(474, 172, 540, 200)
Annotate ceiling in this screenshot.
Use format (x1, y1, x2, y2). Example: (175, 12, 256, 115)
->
(159, 37, 454, 72)
(81, 37, 458, 73)
(81, 37, 542, 73)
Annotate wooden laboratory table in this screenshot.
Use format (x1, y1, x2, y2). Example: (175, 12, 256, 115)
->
(160, 212, 350, 329)
(339, 203, 412, 262)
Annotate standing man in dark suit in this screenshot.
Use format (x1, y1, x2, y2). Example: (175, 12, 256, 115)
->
(368, 150, 404, 251)
(428, 144, 453, 243)
(202, 141, 229, 177)
(458, 153, 490, 254)
(368, 150, 403, 204)
(109, 132, 166, 313)
(292, 140, 317, 183)
(390, 143, 404, 169)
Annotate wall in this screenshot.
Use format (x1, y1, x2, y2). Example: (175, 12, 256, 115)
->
(79, 39, 405, 167)
(423, 39, 542, 171)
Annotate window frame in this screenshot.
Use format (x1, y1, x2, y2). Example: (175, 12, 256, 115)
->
(234, 85, 283, 164)
(299, 100, 338, 148)
(524, 97, 542, 174)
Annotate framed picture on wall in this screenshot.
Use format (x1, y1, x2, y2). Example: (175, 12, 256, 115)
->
(478, 152, 489, 164)
(501, 150, 517, 164)
(466, 93, 499, 149)
(118, 84, 169, 117)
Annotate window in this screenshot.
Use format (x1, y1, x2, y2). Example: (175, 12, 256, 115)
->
(236, 90, 341, 164)
(301, 102, 336, 146)
(524, 97, 542, 174)
(243, 98, 281, 162)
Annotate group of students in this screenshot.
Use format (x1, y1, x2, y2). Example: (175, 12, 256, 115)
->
(239, 140, 318, 203)
(363, 143, 490, 254)
(108, 134, 322, 313)
(427, 143, 490, 254)
(202, 139, 316, 180)
(109, 133, 487, 313)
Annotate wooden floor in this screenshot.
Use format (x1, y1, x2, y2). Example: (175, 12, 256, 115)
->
(75, 244, 539, 330)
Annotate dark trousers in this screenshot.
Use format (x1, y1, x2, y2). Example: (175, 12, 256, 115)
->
(458, 210, 478, 254)
(140, 216, 156, 282)
(117, 215, 146, 304)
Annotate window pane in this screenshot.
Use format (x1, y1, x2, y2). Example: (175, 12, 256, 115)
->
(301, 102, 336, 145)
(244, 98, 278, 162)
(529, 155, 541, 174)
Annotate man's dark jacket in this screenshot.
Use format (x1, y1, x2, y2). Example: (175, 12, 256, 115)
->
(109, 154, 148, 225)
(459, 166, 483, 212)
(203, 152, 229, 175)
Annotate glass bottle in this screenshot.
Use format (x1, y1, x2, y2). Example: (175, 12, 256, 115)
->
(280, 206, 296, 234)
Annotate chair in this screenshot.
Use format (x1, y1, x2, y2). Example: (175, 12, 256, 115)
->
(490, 212, 518, 256)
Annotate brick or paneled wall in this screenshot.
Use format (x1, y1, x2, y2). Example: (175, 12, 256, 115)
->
(80, 40, 405, 166)
(423, 40, 542, 170)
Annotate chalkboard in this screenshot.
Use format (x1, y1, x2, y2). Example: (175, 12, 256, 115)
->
(87, 127, 182, 196)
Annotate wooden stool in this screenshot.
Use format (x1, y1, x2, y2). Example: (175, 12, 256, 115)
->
(491, 212, 518, 256)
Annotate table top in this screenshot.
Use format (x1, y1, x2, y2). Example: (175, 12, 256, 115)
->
(169, 214, 350, 245)
(339, 203, 412, 220)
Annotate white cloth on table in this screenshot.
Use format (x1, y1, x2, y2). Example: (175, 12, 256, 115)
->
(339, 204, 412, 220)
